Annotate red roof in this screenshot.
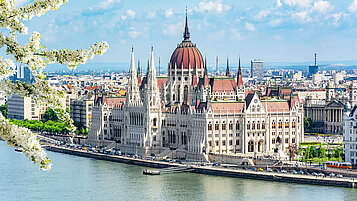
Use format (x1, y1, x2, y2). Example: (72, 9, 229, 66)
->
(211, 78, 236, 93)
(157, 78, 167, 93)
(169, 41, 203, 70)
(211, 102, 244, 113)
(263, 101, 290, 112)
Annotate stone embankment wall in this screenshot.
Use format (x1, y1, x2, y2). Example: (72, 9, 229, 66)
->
(46, 146, 357, 188)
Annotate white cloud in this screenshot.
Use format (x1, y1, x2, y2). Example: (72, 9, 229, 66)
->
(121, 15, 127, 20)
(283, 0, 313, 8)
(163, 22, 183, 36)
(230, 28, 243, 40)
(349, 0, 357, 12)
(292, 10, 311, 22)
(148, 11, 156, 19)
(276, 0, 283, 8)
(195, 0, 231, 13)
(268, 19, 283, 27)
(98, 0, 121, 10)
(126, 10, 136, 18)
(128, 27, 140, 38)
(245, 22, 256, 31)
(312, 1, 333, 13)
(329, 12, 348, 25)
(255, 10, 270, 20)
(165, 8, 173, 18)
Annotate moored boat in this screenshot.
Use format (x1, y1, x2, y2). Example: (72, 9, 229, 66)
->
(143, 169, 160, 175)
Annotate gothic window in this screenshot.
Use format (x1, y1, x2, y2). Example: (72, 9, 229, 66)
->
(222, 140, 226, 146)
(236, 140, 240, 145)
(272, 139, 275, 144)
(292, 120, 296, 128)
(272, 120, 276, 129)
(153, 118, 157, 127)
(215, 141, 219, 146)
(278, 120, 282, 129)
(236, 121, 240, 130)
(222, 122, 226, 130)
(229, 122, 233, 130)
(262, 121, 265, 129)
(252, 121, 255, 129)
(292, 138, 295, 143)
(285, 138, 289, 143)
(247, 121, 250, 129)
(208, 123, 212, 131)
(229, 140, 233, 146)
(215, 123, 219, 130)
(257, 121, 260, 129)
(285, 120, 289, 128)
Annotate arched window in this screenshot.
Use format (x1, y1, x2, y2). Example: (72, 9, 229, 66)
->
(262, 121, 266, 129)
(292, 120, 296, 128)
(272, 120, 276, 129)
(252, 121, 255, 129)
(153, 118, 157, 127)
(208, 123, 212, 131)
(236, 121, 240, 130)
(229, 121, 233, 130)
(215, 122, 219, 130)
(285, 120, 289, 128)
(278, 120, 282, 129)
(257, 121, 260, 129)
(248, 141, 254, 152)
(247, 121, 250, 129)
(222, 121, 226, 130)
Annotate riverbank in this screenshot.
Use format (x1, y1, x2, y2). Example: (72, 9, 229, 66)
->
(45, 145, 357, 188)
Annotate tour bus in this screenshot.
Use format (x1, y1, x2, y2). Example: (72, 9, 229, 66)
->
(325, 161, 352, 169)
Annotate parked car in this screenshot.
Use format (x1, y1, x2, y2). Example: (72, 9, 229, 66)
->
(328, 173, 335, 177)
(311, 172, 318, 176)
(317, 173, 325, 177)
(257, 168, 264, 171)
(336, 174, 343, 178)
(297, 171, 304, 174)
(304, 172, 310, 175)
(242, 167, 248, 170)
(266, 168, 273, 172)
(280, 170, 287, 173)
(290, 170, 298, 174)
(274, 169, 280, 173)
(252, 168, 257, 171)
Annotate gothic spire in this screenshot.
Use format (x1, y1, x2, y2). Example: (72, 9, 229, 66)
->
(137, 59, 141, 76)
(226, 57, 230, 76)
(130, 47, 136, 77)
(183, 7, 190, 41)
(237, 56, 243, 87)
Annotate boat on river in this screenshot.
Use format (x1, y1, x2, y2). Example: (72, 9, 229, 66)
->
(143, 169, 160, 175)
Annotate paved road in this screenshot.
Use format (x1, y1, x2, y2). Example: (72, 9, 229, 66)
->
(304, 135, 342, 144)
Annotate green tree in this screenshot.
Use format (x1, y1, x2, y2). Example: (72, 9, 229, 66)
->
(304, 146, 311, 161)
(42, 108, 59, 122)
(310, 146, 318, 158)
(334, 148, 341, 159)
(319, 146, 326, 158)
(0, 103, 7, 118)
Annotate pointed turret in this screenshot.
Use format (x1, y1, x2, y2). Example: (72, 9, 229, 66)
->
(226, 57, 230, 76)
(237, 56, 243, 88)
(138, 60, 142, 85)
(126, 48, 141, 105)
(183, 7, 190, 41)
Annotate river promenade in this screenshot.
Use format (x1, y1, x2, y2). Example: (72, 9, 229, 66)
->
(45, 145, 357, 188)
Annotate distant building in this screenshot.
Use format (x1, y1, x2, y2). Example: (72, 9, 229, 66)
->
(11, 65, 33, 83)
(333, 72, 344, 85)
(70, 94, 94, 129)
(312, 73, 323, 85)
(308, 53, 318, 77)
(309, 65, 318, 76)
(350, 81, 357, 107)
(251, 60, 264, 80)
(343, 102, 357, 168)
(8, 94, 42, 120)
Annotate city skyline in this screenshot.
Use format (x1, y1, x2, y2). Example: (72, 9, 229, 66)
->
(11, 0, 357, 69)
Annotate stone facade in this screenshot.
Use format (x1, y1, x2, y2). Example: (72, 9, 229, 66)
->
(88, 17, 304, 161)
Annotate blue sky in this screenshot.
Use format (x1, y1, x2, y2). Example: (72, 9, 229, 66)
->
(15, 0, 357, 68)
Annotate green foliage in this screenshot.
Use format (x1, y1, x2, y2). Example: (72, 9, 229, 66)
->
(319, 146, 326, 158)
(0, 103, 7, 118)
(333, 148, 341, 159)
(310, 146, 318, 158)
(42, 107, 59, 122)
(10, 119, 69, 134)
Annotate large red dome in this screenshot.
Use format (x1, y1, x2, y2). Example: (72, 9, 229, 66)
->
(169, 13, 204, 70)
(169, 41, 204, 70)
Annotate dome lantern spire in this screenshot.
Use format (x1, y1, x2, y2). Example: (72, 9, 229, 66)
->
(183, 7, 190, 41)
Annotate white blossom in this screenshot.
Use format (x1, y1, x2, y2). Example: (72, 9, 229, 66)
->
(0, 0, 109, 170)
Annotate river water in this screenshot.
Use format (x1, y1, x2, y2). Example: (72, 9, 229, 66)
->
(0, 141, 356, 201)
